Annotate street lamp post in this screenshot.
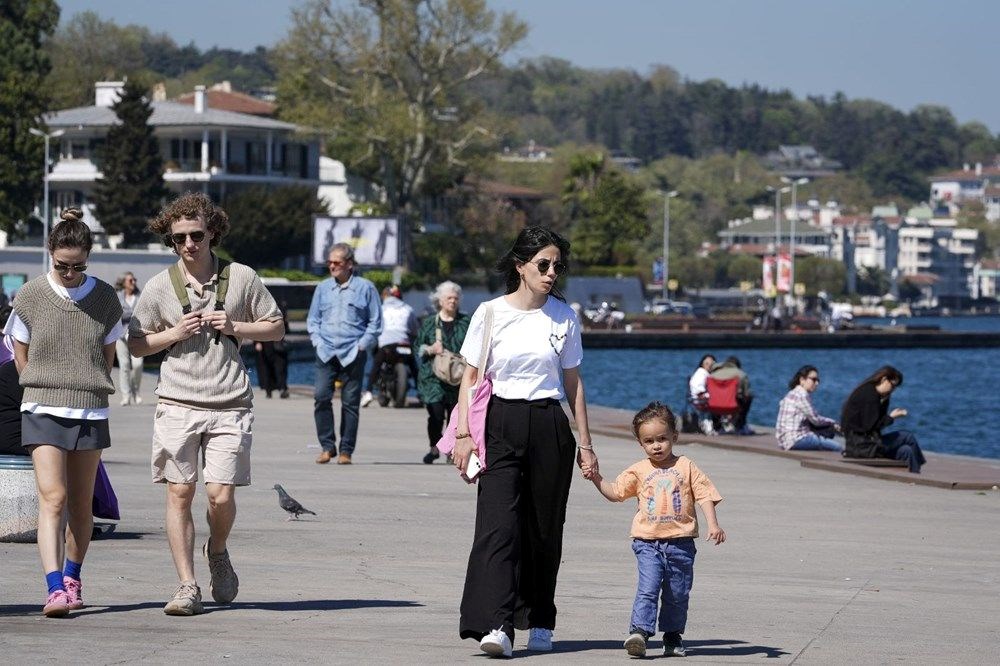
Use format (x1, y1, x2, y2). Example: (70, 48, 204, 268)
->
(766, 185, 791, 316)
(782, 176, 810, 303)
(662, 190, 678, 301)
(29, 127, 66, 273)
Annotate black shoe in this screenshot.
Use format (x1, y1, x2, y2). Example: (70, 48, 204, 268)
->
(663, 632, 686, 657)
(266, 391, 273, 399)
(280, 388, 289, 399)
(423, 450, 440, 464)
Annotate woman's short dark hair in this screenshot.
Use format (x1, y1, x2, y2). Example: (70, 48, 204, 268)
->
(48, 208, 93, 254)
(789, 365, 819, 390)
(496, 226, 571, 299)
(149, 192, 230, 250)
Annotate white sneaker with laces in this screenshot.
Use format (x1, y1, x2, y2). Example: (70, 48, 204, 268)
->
(527, 627, 553, 651)
(479, 628, 513, 658)
(360, 391, 374, 408)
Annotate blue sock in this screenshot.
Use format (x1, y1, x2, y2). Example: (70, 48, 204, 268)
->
(46, 571, 65, 595)
(64, 559, 82, 581)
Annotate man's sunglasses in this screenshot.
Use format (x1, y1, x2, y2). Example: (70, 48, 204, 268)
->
(53, 262, 88, 273)
(530, 258, 568, 276)
(165, 231, 207, 245)
(327, 259, 349, 267)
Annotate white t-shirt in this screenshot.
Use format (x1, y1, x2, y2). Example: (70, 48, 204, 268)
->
(2, 274, 124, 420)
(460, 295, 583, 401)
(688, 367, 710, 401)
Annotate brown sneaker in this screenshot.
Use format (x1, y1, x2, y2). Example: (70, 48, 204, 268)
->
(337, 453, 352, 465)
(315, 450, 333, 464)
(164, 582, 204, 616)
(203, 540, 239, 604)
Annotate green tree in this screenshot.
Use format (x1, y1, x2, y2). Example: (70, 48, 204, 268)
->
(795, 256, 846, 295)
(561, 152, 649, 265)
(0, 0, 59, 235)
(274, 0, 527, 216)
(222, 186, 328, 267)
(856, 265, 891, 296)
(675, 255, 715, 289)
(93, 80, 168, 246)
(724, 254, 762, 286)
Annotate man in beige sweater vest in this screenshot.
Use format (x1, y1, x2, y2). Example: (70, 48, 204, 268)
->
(129, 193, 283, 616)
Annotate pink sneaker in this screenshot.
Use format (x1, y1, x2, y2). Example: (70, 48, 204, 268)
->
(63, 577, 83, 610)
(43, 590, 70, 617)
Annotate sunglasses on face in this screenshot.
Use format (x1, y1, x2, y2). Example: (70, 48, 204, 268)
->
(806, 375, 820, 383)
(327, 259, 349, 267)
(530, 259, 567, 276)
(166, 231, 207, 245)
(53, 262, 87, 274)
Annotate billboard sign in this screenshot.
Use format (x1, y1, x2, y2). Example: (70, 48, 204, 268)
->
(312, 216, 400, 267)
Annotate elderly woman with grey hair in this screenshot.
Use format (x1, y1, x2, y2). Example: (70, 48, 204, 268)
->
(415, 281, 471, 464)
(115, 272, 144, 405)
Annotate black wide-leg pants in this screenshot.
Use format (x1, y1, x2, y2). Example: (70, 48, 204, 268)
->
(459, 396, 576, 642)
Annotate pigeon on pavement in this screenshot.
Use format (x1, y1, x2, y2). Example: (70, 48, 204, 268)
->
(272, 484, 317, 520)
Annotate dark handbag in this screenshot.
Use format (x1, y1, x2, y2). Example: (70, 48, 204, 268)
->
(844, 432, 884, 459)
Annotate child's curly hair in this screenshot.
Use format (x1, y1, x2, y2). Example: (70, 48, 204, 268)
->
(149, 192, 230, 251)
(631, 401, 678, 438)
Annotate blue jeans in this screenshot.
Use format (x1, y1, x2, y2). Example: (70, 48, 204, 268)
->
(882, 430, 926, 473)
(790, 433, 844, 452)
(313, 351, 366, 455)
(629, 538, 696, 636)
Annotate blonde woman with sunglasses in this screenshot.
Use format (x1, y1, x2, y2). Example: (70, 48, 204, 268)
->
(3, 208, 123, 617)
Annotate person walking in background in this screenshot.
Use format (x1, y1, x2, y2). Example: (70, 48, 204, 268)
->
(307, 243, 382, 465)
(415, 281, 470, 464)
(708, 356, 754, 435)
(129, 192, 284, 615)
(115, 272, 144, 405)
(361, 285, 417, 407)
(585, 402, 724, 658)
(254, 300, 290, 399)
(452, 226, 597, 657)
(2, 208, 123, 617)
(841, 365, 926, 473)
(775, 365, 843, 451)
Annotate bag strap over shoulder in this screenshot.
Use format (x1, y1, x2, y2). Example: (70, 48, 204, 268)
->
(167, 263, 191, 314)
(435, 314, 443, 344)
(474, 304, 494, 389)
(212, 259, 235, 347)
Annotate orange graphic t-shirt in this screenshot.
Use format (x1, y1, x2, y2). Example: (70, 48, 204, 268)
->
(609, 456, 722, 540)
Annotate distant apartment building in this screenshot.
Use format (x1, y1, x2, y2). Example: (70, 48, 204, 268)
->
(36, 81, 322, 240)
(760, 145, 843, 179)
(929, 162, 1000, 221)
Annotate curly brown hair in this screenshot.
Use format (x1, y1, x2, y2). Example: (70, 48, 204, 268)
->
(631, 401, 678, 439)
(149, 192, 230, 251)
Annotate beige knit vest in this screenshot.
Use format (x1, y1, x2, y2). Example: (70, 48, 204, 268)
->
(14, 275, 122, 409)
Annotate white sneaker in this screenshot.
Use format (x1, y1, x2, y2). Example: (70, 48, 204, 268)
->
(360, 391, 374, 408)
(527, 627, 553, 651)
(479, 628, 513, 658)
(134, 395, 143, 404)
(120, 395, 131, 406)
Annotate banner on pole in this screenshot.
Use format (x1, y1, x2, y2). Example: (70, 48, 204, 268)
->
(762, 256, 775, 292)
(777, 252, 792, 293)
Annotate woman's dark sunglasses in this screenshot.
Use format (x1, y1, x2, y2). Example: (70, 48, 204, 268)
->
(53, 262, 88, 273)
(531, 259, 568, 276)
(166, 231, 207, 245)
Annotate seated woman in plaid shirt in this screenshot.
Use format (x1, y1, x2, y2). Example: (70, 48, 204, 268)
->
(775, 366, 843, 451)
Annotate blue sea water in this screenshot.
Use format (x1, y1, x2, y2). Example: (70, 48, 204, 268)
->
(267, 316, 1000, 460)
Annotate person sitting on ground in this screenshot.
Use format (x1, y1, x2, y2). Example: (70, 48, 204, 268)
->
(840, 365, 925, 473)
(775, 365, 843, 451)
(584, 401, 725, 658)
(361, 285, 418, 407)
(684, 354, 715, 434)
(708, 356, 754, 435)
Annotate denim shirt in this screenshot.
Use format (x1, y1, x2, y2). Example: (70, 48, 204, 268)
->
(307, 274, 382, 365)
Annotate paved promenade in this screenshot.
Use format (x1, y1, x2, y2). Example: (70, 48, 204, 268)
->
(2, 383, 999, 664)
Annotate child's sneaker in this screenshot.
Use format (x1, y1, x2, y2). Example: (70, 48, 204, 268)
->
(42, 590, 70, 617)
(63, 577, 83, 610)
(526, 627, 552, 651)
(479, 628, 513, 658)
(624, 631, 647, 657)
(663, 632, 686, 657)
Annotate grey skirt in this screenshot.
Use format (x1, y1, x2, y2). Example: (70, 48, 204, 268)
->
(21, 412, 111, 451)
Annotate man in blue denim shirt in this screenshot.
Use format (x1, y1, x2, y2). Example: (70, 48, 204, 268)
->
(307, 243, 382, 464)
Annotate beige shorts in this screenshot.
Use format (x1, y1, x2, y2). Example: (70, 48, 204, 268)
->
(151, 403, 253, 486)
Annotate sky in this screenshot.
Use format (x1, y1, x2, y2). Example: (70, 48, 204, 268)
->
(57, 0, 1000, 131)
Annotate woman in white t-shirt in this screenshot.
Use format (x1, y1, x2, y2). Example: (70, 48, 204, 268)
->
(452, 226, 597, 657)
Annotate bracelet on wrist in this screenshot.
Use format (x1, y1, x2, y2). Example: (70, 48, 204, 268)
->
(577, 445, 594, 451)
(455, 432, 471, 439)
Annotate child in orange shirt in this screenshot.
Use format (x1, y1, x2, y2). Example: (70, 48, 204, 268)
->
(588, 401, 725, 657)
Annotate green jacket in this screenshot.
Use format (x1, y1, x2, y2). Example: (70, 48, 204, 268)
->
(415, 311, 471, 404)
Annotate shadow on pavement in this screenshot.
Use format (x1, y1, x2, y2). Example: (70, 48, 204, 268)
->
(2, 599, 423, 617)
(551, 638, 788, 658)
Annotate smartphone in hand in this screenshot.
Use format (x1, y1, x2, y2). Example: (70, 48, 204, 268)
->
(462, 452, 483, 483)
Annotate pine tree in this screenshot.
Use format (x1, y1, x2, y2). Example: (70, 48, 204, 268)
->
(94, 80, 168, 246)
(0, 0, 60, 234)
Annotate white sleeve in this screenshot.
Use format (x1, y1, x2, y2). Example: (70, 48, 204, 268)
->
(104, 320, 126, 344)
(458, 304, 487, 368)
(560, 309, 583, 369)
(2, 312, 30, 344)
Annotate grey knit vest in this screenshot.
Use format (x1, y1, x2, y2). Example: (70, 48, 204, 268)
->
(14, 275, 122, 409)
